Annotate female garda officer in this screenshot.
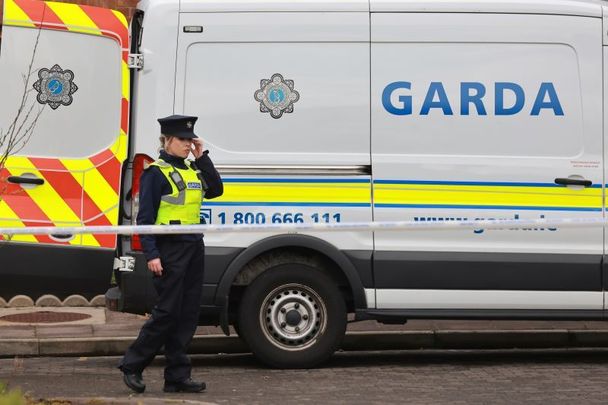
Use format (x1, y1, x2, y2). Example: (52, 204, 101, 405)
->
(119, 115, 223, 394)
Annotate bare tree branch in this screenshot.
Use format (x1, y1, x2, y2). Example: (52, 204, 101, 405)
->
(0, 22, 45, 171)
(0, 17, 47, 244)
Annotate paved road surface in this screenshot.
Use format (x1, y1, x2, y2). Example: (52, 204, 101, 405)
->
(1, 349, 607, 404)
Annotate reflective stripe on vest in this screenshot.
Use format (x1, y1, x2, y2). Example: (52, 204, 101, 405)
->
(148, 159, 204, 225)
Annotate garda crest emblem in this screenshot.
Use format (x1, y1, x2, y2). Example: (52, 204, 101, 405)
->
(33, 64, 78, 110)
(254, 73, 300, 119)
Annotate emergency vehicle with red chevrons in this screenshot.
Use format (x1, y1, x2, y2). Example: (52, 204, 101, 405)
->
(2, 0, 608, 368)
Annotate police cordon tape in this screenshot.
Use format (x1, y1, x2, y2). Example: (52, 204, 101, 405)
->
(0, 217, 605, 236)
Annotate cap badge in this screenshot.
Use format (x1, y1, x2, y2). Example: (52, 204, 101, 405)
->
(254, 73, 300, 119)
(186, 121, 193, 129)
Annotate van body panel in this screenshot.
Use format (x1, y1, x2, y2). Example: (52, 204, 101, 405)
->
(371, 12, 604, 309)
(603, 5, 608, 45)
(171, 11, 370, 165)
(374, 252, 602, 291)
(375, 290, 603, 310)
(177, 12, 369, 43)
(176, 41, 369, 165)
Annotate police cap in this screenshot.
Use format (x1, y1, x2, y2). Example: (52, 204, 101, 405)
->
(157, 114, 199, 139)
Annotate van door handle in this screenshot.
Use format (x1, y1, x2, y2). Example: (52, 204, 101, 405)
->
(7, 175, 44, 185)
(554, 178, 592, 187)
(50, 233, 74, 242)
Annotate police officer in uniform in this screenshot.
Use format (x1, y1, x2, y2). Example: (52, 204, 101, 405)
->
(119, 115, 223, 393)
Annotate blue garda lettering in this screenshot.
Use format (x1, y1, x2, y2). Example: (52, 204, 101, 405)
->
(382, 81, 563, 116)
(495, 82, 525, 115)
(382, 81, 412, 115)
(531, 82, 564, 116)
(420, 82, 453, 115)
(460, 82, 487, 116)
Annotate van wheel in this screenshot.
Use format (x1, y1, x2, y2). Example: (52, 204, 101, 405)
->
(237, 263, 347, 368)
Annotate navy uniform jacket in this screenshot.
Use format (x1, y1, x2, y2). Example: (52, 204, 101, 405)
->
(137, 149, 223, 261)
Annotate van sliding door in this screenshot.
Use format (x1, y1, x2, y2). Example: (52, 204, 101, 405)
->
(171, 8, 375, 306)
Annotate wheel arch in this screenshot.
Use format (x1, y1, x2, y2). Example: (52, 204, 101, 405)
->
(215, 234, 368, 334)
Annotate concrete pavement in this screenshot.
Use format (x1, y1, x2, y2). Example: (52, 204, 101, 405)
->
(2, 307, 608, 358)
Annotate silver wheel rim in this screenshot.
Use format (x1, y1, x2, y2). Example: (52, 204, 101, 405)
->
(259, 283, 327, 351)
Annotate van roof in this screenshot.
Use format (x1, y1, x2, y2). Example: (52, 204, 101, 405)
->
(177, 0, 605, 17)
(370, 0, 604, 16)
(178, 0, 368, 12)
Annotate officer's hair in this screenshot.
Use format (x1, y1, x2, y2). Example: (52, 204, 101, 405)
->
(159, 134, 170, 152)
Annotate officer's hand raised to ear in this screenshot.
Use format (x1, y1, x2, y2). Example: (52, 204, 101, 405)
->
(191, 138, 204, 159)
(148, 258, 163, 276)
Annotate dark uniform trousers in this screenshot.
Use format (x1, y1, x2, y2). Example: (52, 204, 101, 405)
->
(119, 240, 205, 383)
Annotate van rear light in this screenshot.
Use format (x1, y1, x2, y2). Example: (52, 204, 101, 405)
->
(131, 153, 154, 251)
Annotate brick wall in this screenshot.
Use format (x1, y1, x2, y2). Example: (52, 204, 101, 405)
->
(0, 0, 140, 28)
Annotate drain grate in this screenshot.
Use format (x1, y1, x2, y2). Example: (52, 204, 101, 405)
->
(0, 311, 92, 323)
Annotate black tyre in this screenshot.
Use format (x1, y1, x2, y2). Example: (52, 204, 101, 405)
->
(237, 263, 347, 368)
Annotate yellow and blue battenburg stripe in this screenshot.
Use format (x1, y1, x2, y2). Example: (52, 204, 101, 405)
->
(204, 178, 372, 207)
(373, 180, 603, 212)
(204, 178, 602, 212)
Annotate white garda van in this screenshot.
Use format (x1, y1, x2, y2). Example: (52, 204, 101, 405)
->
(1, 0, 608, 368)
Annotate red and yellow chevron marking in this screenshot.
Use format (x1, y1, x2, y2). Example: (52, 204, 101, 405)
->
(4, 0, 129, 49)
(1, 140, 126, 248)
(1, 0, 130, 249)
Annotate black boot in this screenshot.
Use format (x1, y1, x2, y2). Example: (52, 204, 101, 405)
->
(123, 372, 146, 393)
(163, 378, 206, 393)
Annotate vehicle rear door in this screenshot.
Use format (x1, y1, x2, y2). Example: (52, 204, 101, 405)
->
(0, 0, 130, 299)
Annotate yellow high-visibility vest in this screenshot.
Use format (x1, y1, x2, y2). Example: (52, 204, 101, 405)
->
(148, 159, 204, 225)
